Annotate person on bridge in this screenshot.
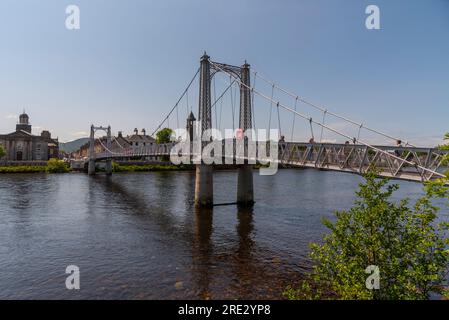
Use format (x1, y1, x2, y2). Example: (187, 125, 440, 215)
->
(395, 139, 403, 157)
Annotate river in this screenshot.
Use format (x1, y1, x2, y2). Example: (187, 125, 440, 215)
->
(0, 169, 446, 299)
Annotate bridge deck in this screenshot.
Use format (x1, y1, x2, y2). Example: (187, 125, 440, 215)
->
(85, 141, 448, 182)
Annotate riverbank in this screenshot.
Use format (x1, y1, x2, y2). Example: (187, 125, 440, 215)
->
(0, 165, 48, 173)
(0, 159, 70, 173)
(0, 161, 272, 174)
(112, 163, 193, 172)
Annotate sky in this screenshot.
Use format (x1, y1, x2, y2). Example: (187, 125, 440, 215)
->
(0, 0, 448, 145)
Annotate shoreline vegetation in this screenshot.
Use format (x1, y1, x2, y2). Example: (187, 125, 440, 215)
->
(0, 159, 70, 173)
(0, 161, 270, 174)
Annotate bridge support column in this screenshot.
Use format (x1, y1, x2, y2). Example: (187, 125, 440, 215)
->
(195, 164, 213, 207)
(237, 164, 254, 206)
(194, 53, 214, 207)
(88, 124, 96, 175)
(237, 61, 254, 206)
(106, 125, 112, 175)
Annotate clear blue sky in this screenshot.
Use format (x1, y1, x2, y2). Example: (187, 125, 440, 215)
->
(0, 0, 448, 145)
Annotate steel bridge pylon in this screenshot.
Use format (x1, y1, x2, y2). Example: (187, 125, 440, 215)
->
(88, 124, 112, 175)
(195, 53, 254, 208)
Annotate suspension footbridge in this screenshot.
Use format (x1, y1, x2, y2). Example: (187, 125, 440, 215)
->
(83, 53, 448, 207)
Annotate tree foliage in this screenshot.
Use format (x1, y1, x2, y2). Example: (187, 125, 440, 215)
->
(0, 145, 5, 158)
(285, 171, 449, 300)
(156, 128, 174, 144)
(47, 158, 70, 173)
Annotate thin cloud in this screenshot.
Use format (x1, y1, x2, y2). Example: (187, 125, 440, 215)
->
(71, 131, 89, 137)
(5, 114, 17, 120)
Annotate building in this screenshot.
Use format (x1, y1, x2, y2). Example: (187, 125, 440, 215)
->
(0, 112, 59, 161)
(71, 128, 156, 159)
(126, 128, 156, 152)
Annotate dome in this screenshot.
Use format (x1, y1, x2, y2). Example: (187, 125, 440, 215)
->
(19, 111, 29, 124)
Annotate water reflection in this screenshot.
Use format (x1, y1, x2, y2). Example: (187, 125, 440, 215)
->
(192, 207, 214, 299)
(1, 170, 445, 299)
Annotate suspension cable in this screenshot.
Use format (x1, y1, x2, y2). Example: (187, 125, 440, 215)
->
(276, 102, 281, 139)
(252, 71, 257, 130)
(252, 71, 416, 147)
(230, 75, 236, 131)
(97, 137, 120, 155)
(291, 96, 298, 142)
(319, 110, 327, 143)
(151, 67, 200, 137)
(357, 123, 363, 142)
(213, 76, 218, 129)
(268, 84, 274, 134)
(209, 61, 445, 178)
(176, 99, 179, 130)
(186, 88, 190, 118)
(309, 118, 314, 141)
(112, 135, 126, 149)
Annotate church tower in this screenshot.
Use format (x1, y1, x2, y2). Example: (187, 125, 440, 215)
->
(16, 111, 32, 133)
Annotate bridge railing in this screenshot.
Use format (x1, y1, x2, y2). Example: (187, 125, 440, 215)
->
(278, 142, 447, 181)
(91, 140, 447, 182)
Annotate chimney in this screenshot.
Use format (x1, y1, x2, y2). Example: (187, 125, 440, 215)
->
(118, 131, 123, 138)
(134, 128, 138, 135)
(141, 128, 146, 136)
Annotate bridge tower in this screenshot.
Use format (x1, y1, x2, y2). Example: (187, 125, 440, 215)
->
(88, 125, 96, 175)
(106, 125, 112, 175)
(237, 62, 254, 206)
(88, 124, 112, 176)
(195, 52, 214, 207)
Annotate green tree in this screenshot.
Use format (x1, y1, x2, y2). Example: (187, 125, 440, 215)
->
(285, 171, 449, 300)
(0, 145, 5, 159)
(424, 133, 449, 214)
(156, 128, 174, 144)
(47, 158, 70, 173)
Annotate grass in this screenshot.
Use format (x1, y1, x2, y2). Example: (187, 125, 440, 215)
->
(0, 165, 48, 173)
(112, 163, 194, 172)
(0, 159, 71, 174)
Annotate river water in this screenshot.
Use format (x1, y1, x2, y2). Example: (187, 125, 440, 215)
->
(0, 169, 447, 299)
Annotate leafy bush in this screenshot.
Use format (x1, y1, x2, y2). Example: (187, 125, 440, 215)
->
(46, 159, 70, 173)
(155, 127, 174, 144)
(285, 171, 449, 300)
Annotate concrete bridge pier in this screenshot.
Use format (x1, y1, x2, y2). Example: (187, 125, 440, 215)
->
(195, 164, 213, 207)
(88, 159, 96, 175)
(237, 164, 254, 206)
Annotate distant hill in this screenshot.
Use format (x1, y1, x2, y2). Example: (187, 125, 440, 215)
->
(59, 137, 89, 153)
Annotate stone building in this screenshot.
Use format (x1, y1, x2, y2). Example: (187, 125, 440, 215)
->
(71, 129, 156, 159)
(126, 128, 156, 152)
(0, 112, 59, 161)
